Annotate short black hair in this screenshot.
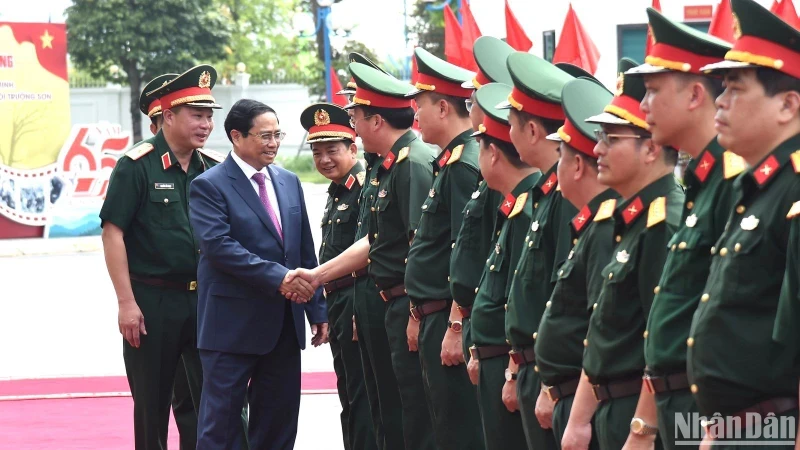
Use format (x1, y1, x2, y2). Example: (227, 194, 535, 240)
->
(560, 142, 598, 171)
(150, 115, 162, 127)
(359, 105, 415, 130)
(224, 99, 279, 144)
(427, 92, 470, 118)
(677, 73, 724, 100)
(480, 135, 527, 169)
(755, 67, 800, 97)
(513, 109, 563, 136)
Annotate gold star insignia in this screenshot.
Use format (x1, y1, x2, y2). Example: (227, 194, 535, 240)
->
(40, 30, 54, 49)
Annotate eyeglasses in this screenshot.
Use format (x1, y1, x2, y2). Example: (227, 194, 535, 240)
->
(465, 99, 473, 113)
(593, 129, 647, 147)
(246, 131, 286, 143)
(349, 114, 376, 128)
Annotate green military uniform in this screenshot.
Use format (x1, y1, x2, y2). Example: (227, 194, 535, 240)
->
(582, 61, 684, 450)
(688, 1, 800, 446)
(496, 52, 576, 450)
(100, 65, 226, 450)
(139, 72, 200, 450)
(404, 47, 485, 450)
(535, 78, 615, 448)
(301, 104, 377, 450)
(346, 61, 437, 450)
(625, 10, 738, 450)
(468, 83, 534, 450)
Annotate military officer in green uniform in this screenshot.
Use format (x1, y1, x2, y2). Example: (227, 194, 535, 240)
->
(456, 36, 514, 364)
(561, 59, 684, 450)
(404, 47, 484, 450)
(622, 9, 739, 450)
(686, 0, 800, 446)
(466, 82, 538, 450)
(495, 51, 576, 450)
(533, 78, 616, 449)
(297, 62, 436, 450)
(101, 65, 226, 450)
(301, 103, 377, 450)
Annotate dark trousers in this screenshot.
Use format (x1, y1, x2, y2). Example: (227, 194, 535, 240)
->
(476, 354, 528, 450)
(655, 389, 698, 450)
(197, 305, 300, 450)
(705, 408, 797, 449)
(328, 289, 378, 450)
(124, 283, 203, 450)
(595, 395, 664, 450)
(417, 308, 484, 450)
(552, 395, 600, 450)
(172, 357, 198, 450)
(384, 295, 437, 450)
(353, 279, 404, 450)
(517, 363, 557, 450)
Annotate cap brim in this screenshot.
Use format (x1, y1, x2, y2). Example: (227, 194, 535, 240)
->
(470, 129, 485, 137)
(546, 132, 562, 142)
(404, 88, 425, 98)
(700, 60, 755, 74)
(461, 80, 476, 89)
(625, 63, 672, 76)
(335, 88, 356, 95)
(307, 136, 353, 144)
(495, 100, 512, 110)
(585, 111, 632, 126)
(184, 102, 223, 109)
(343, 102, 357, 110)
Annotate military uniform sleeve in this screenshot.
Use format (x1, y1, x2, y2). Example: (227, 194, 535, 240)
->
(398, 159, 433, 236)
(774, 215, 800, 351)
(585, 224, 615, 310)
(448, 164, 480, 241)
(637, 224, 674, 316)
(505, 218, 531, 294)
(99, 157, 145, 232)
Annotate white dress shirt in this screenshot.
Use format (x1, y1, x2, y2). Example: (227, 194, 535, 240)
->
(230, 150, 282, 229)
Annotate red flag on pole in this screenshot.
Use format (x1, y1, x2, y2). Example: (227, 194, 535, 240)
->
(443, 5, 465, 67)
(460, 0, 482, 71)
(707, 0, 735, 43)
(329, 70, 348, 107)
(553, 4, 601, 75)
(645, 0, 662, 55)
(770, 0, 800, 29)
(505, 0, 532, 52)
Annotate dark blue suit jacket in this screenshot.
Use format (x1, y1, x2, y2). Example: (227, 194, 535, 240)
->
(189, 155, 326, 354)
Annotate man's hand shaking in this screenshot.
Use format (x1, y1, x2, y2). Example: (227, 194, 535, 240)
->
(280, 268, 323, 303)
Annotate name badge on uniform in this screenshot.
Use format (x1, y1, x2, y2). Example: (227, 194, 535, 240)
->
(616, 250, 630, 264)
(740, 215, 759, 231)
(154, 183, 174, 190)
(337, 204, 349, 211)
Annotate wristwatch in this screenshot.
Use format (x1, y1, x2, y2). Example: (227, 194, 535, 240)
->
(630, 418, 658, 436)
(447, 320, 463, 333)
(504, 368, 518, 381)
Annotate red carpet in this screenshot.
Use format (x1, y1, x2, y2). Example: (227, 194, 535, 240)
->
(0, 372, 336, 449)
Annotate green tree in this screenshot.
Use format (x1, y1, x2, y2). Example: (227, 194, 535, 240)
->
(407, 2, 458, 60)
(66, 0, 231, 142)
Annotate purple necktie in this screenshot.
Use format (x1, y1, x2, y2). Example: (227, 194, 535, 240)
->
(252, 172, 283, 241)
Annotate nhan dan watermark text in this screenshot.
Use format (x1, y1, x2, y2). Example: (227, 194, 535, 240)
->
(674, 412, 796, 445)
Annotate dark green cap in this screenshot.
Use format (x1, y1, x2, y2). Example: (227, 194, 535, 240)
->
(345, 62, 414, 110)
(471, 83, 513, 143)
(556, 63, 602, 86)
(496, 52, 572, 121)
(139, 73, 177, 117)
(148, 64, 222, 110)
(300, 103, 357, 143)
(627, 7, 731, 75)
(546, 78, 612, 158)
(338, 52, 392, 95)
(461, 36, 514, 89)
(406, 47, 475, 98)
(701, 0, 800, 79)
(586, 58, 649, 130)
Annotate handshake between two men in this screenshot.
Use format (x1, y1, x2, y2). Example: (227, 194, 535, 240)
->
(278, 268, 323, 304)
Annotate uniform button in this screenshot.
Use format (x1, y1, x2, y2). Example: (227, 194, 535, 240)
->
(615, 235, 621, 243)
(371, 207, 375, 212)
(654, 286, 661, 294)
(568, 251, 574, 260)
(643, 330, 649, 338)
(490, 264, 495, 270)
(506, 339, 511, 345)
(592, 303, 598, 310)
(687, 337, 695, 347)
(534, 202, 539, 208)
(373, 233, 378, 238)
(701, 293, 709, 302)
(404, 257, 408, 263)
(573, 238, 578, 245)
(686, 201, 694, 210)
(534, 365, 539, 372)
(414, 229, 418, 233)
(447, 276, 450, 282)
(710, 246, 716, 255)
(451, 243, 456, 248)
(719, 247, 728, 256)
(334, 197, 339, 202)
(734, 243, 742, 252)
(164, 198, 169, 204)
(514, 269, 518, 275)
(198, 249, 201, 254)
(525, 236, 529, 242)
(678, 242, 687, 250)
(328, 220, 332, 224)
(336, 219, 340, 223)
(367, 258, 371, 264)
(671, 244, 677, 251)
(497, 231, 501, 236)
(434, 171, 439, 176)
(528, 241, 533, 248)
(546, 301, 552, 308)
(690, 384, 698, 394)
(736, 205, 745, 214)
(486, 258, 490, 263)
(608, 272, 613, 280)
(322, 242, 326, 246)
(422, 204, 428, 210)
(559, 269, 564, 276)
(533, 332, 538, 339)
(583, 339, 588, 347)
(475, 287, 479, 294)
(504, 304, 508, 311)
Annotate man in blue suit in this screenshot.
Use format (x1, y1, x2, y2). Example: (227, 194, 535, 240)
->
(189, 99, 328, 450)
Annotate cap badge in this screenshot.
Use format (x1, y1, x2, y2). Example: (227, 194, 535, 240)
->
(199, 71, 211, 89)
(314, 109, 331, 126)
(615, 72, 624, 97)
(732, 13, 742, 40)
(648, 25, 656, 45)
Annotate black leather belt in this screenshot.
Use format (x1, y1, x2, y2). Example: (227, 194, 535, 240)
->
(324, 268, 368, 295)
(643, 371, 690, 394)
(379, 284, 406, 302)
(469, 344, 511, 361)
(457, 304, 471, 319)
(509, 346, 536, 365)
(409, 299, 449, 321)
(591, 377, 642, 402)
(130, 274, 197, 291)
(542, 378, 580, 402)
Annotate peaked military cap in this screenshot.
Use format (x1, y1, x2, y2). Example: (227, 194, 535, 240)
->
(148, 64, 222, 110)
(406, 47, 475, 98)
(471, 83, 513, 143)
(586, 58, 649, 130)
(462, 36, 515, 89)
(627, 8, 731, 75)
(337, 52, 392, 96)
(701, 0, 800, 80)
(556, 62, 602, 86)
(301, 103, 357, 143)
(496, 52, 572, 121)
(139, 73, 177, 118)
(345, 62, 414, 110)
(547, 78, 612, 158)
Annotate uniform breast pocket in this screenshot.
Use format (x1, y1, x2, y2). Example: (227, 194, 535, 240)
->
(376, 196, 392, 226)
(148, 190, 182, 229)
(599, 255, 636, 323)
(333, 210, 356, 246)
(727, 231, 768, 304)
(417, 197, 440, 239)
(487, 247, 506, 298)
(519, 232, 545, 280)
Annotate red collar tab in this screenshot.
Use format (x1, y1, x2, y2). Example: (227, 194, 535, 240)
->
(437, 149, 452, 168)
(753, 155, 780, 186)
(161, 152, 172, 171)
(541, 172, 558, 196)
(572, 205, 592, 233)
(500, 193, 516, 216)
(693, 150, 716, 183)
(382, 151, 397, 170)
(344, 174, 356, 190)
(622, 197, 644, 225)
